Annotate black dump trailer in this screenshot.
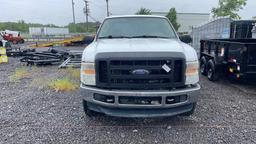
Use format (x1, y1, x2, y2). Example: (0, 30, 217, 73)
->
(200, 39, 256, 82)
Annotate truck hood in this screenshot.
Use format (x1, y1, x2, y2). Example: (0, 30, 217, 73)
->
(83, 38, 198, 62)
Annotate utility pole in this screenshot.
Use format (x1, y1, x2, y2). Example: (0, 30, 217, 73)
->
(71, 0, 76, 24)
(106, 0, 110, 17)
(84, 0, 89, 32)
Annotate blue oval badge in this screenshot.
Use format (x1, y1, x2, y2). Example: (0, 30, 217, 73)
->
(131, 69, 150, 75)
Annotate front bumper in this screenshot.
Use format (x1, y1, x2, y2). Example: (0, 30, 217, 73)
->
(80, 84, 200, 118)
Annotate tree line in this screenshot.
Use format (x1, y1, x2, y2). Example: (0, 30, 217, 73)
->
(0, 20, 99, 33)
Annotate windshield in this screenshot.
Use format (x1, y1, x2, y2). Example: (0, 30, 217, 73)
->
(97, 17, 177, 39)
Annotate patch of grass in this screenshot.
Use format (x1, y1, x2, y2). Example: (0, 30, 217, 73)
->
(67, 68, 80, 79)
(48, 77, 79, 92)
(30, 78, 51, 90)
(9, 68, 31, 82)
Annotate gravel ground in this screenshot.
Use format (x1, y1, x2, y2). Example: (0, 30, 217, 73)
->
(0, 58, 256, 144)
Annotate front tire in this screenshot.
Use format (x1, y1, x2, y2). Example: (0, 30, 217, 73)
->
(83, 100, 97, 117)
(180, 103, 197, 116)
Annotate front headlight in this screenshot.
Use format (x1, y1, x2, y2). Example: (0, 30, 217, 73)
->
(185, 61, 199, 85)
(81, 62, 96, 86)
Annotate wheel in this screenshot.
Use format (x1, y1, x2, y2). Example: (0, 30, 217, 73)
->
(17, 39, 24, 44)
(200, 57, 207, 75)
(83, 100, 97, 117)
(181, 103, 197, 116)
(20, 39, 25, 44)
(207, 60, 219, 81)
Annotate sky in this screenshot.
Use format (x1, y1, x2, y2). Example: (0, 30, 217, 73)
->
(0, 0, 255, 26)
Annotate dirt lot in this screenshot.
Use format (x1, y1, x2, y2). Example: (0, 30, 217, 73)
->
(0, 57, 256, 144)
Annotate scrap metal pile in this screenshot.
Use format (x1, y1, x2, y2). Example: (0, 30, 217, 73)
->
(6, 47, 35, 57)
(7, 46, 83, 68)
(58, 51, 82, 68)
(20, 48, 69, 66)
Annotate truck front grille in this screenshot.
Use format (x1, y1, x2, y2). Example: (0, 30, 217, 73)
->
(96, 59, 185, 90)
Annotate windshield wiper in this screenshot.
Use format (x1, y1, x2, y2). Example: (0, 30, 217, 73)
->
(98, 35, 131, 39)
(132, 35, 171, 39)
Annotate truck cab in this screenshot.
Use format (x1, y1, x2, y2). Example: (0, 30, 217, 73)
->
(80, 15, 200, 118)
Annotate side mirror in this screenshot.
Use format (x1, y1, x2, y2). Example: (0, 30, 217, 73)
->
(179, 35, 192, 44)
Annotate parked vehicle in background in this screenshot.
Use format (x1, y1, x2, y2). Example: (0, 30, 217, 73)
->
(0, 30, 25, 44)
(200, 39, 256, 81)
(200, 20, 256, 82)
(80, 15, 200, 118)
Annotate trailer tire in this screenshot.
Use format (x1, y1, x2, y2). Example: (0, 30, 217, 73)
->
(83, 100, 98, 117)
(200, 57, 207, 76)
(207, 60, 219, 81)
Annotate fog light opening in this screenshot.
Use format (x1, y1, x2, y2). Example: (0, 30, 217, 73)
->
(166, 95, 187, 104)
(93, 94, 115, 103)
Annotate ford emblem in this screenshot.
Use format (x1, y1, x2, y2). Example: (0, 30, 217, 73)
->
(131, 69, 150, 75)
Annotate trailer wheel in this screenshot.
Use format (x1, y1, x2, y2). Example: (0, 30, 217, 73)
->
(207, 60, 219, 81)
(200, 57, 207, 75)
(83, 100, 97, 117)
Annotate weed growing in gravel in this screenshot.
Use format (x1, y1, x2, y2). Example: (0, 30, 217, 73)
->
(27, 67, 80, 92)
(48, 77, 79, 92)
(9, 68, 31, 82)
(67, 68, 80, 79)
(30, 78, 51, 90)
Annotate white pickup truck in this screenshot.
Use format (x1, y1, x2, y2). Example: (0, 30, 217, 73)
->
(80, 15, 200, 118)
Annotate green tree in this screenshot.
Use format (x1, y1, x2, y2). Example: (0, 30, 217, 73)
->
(135, 8, 152, 15)
(212, 0, 247, 19)
(166, 8, 180, 31)
(253, 16, 256, 20)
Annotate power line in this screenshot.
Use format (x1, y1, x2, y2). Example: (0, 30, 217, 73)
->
(89, 1, 114, 15)
(88, 15, 99, 22)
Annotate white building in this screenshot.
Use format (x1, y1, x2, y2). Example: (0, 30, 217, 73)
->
(29, 27, 69, 35)
(152, 12, 210, 33)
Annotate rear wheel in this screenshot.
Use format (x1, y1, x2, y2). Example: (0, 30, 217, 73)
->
(200, 57, 207, 75)
(83, 100, 97, 117)
(207, 60, 219, 81)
